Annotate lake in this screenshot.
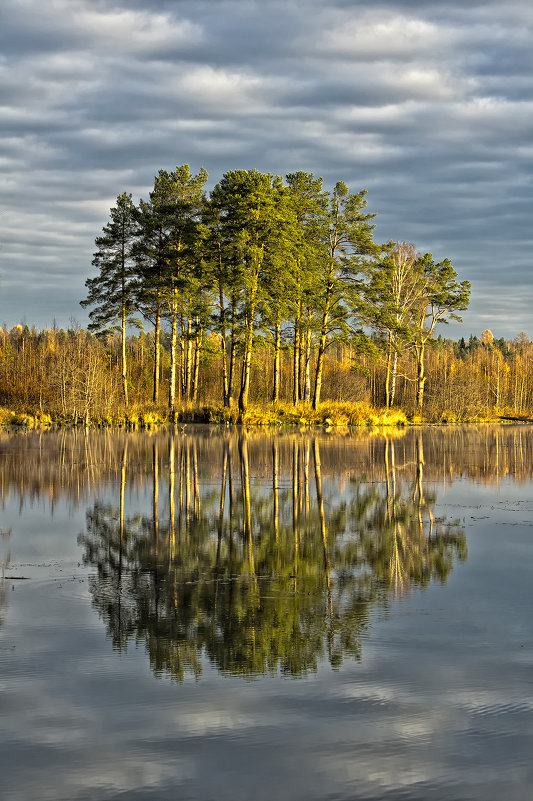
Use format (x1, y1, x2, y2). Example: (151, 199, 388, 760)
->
(0, 425, 532, 800)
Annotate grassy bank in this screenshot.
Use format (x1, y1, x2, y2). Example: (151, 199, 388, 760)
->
(1, 401, 528, 430)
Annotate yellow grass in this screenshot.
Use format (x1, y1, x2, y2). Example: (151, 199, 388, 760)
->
(0, 408, 53, 427)
(2, 401, 530, 429)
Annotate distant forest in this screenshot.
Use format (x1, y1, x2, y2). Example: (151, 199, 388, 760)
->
(1, 166, 530, 423)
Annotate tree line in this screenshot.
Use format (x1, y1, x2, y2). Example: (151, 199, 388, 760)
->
(80, 166, 471, 415)
(3, 320, 533, 422)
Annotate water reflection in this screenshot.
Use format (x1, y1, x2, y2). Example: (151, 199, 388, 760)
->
(2, 426, 532, 801)
(75, 430, 466, 680)
(0, 526, 11, 629)
(2, 425, 533, 504)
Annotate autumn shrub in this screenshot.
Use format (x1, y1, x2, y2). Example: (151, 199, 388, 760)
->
(34, 412, 53, 426)
(408, 412, 427, 425)
(241, 405, 282, 426)
(440, 410, 458, 424)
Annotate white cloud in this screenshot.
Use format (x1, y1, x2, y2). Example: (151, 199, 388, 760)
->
(73, 7, 203, 54)
(173, 65, 281, 115)
(319, 12, 451, 60)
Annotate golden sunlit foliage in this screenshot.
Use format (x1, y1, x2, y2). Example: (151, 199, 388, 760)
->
(0, 322, 531, 425)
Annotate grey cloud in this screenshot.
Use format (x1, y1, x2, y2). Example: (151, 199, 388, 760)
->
(1, 0, 533, 337)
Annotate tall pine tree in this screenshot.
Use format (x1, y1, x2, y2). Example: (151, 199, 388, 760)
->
(81, 192, 138, 407)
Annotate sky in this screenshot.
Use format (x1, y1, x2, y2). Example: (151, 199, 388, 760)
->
(1, 0, 532, 340)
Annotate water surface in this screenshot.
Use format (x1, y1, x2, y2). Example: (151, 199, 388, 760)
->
(0, 426, 532, 800)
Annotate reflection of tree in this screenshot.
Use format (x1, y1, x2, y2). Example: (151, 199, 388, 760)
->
(0, 527, 12, 628)
(358, 435, 467, 595)
(3, 425, 533, 510)
(79, 431, 466, 682)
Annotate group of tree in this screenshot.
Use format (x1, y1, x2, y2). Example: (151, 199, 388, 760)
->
(81, 165, 471, 415)
(4, 320, 533, 421)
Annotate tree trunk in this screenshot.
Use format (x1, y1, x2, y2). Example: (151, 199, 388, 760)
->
(228, 339, 236, 408)
(227, 291, 237, 408)
(185, 319, 193, 401)
(152, 306, 161, 405)
(303, 320, 311, 404)
(168, 294, 178, 417)
(312, 324, 327, 409)
(293, 300, 301, 406)
(312, 283, 332, 409)
(416, 344, 426, 409)
(390, 347, 398, 407)
(385, 333, 393, 409)
(239, 302, 255, 413)
(179, 318, 185, 401)
(121, 302, 128, 408)
(272, 321, 281, 405)
(192, 325, 202, 403)
(180, 316, 186, 399)
(220, 332, 229, 405)
(219, 279, 229, 406)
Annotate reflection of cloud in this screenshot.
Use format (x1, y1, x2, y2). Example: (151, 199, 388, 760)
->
(168, 710, 260, 736)
(0, 581, 8, 627)
(0, 426, 531, 799)
(1, 533, 11, 626)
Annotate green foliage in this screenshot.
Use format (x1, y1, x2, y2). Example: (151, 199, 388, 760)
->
(0, 166, 482, 420)
(81, 192, 139, 332)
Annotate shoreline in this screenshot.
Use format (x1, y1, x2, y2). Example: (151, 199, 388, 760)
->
(2, 402, 532, 430)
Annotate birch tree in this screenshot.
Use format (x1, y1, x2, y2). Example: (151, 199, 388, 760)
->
(362, 242, 421, 407)
(406, 254, 471, 408)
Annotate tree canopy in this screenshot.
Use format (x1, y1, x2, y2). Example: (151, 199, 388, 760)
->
(81, 165, 471, 413)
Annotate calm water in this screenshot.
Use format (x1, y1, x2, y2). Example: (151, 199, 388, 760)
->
(0, 426, 532, 800)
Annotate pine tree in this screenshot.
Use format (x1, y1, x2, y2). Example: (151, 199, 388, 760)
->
(210, 170, 282, 413)
(134, 166, 207, 410)
(284, 172, 328, 405)
(312, 182, 376, 409)
(81, 193, 138, 407)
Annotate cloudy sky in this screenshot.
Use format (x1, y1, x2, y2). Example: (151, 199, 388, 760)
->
(1, 0, 532, 339)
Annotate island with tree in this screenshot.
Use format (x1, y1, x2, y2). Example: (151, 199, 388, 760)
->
(2, 165, 531, 427)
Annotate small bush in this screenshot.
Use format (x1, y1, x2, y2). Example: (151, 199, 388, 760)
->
(440, 410, 457, 424)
